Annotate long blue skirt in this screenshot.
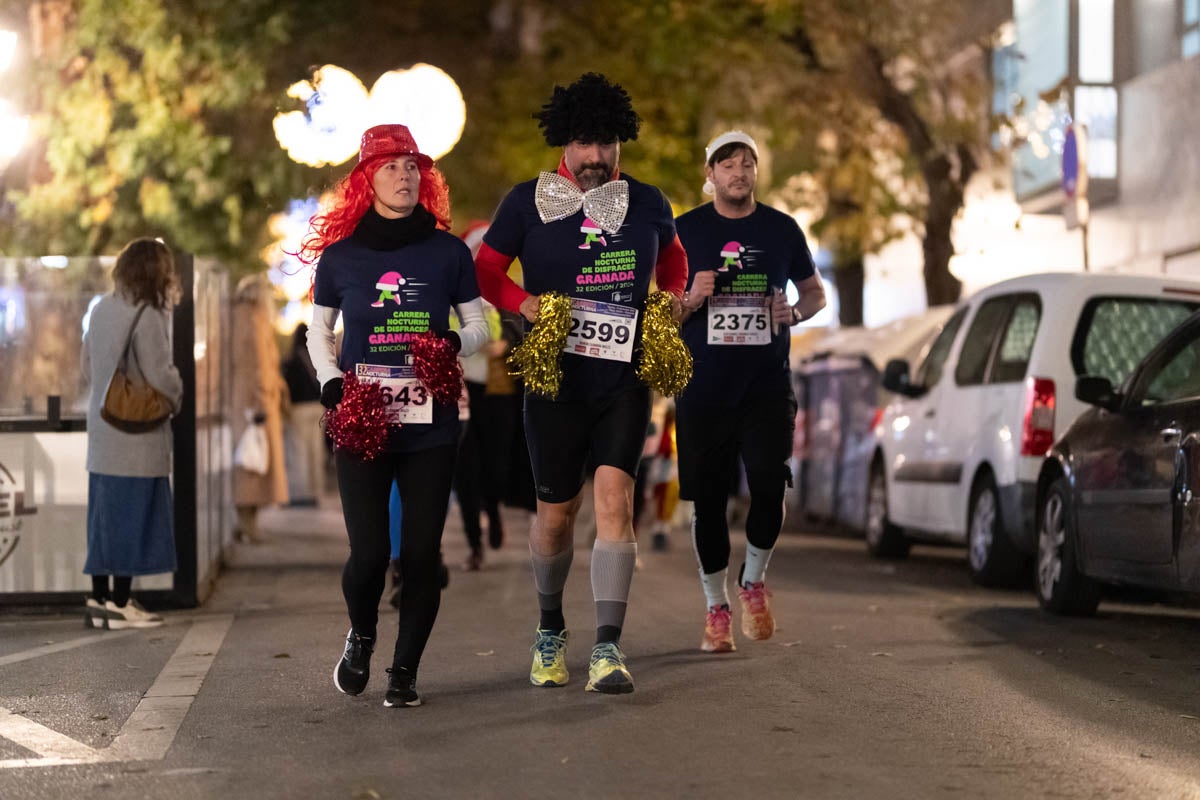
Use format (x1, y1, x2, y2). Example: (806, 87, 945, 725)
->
(84, 472, 177, 576)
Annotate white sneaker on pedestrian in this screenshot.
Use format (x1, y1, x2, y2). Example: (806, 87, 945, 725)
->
(105, 599, 163, 629)
(84, 598, 109, 630)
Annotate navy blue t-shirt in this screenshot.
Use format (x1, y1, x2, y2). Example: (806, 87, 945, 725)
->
(483, 173, 675, 402)
(676, 202, 815, 408)
(313, 230, 480, 452)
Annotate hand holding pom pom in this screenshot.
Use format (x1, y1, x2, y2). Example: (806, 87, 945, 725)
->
(507, 292, 572, 398)
(412, 330, 464, 405)
(637, 291, 692, 397)
(323, 372, 389, 460)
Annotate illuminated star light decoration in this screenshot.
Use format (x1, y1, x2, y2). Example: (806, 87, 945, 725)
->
(273, 62, 466, 167)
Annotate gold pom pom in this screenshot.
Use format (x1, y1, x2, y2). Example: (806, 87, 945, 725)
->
(637, 291, 692, 396)
(508, 292, 573, 399)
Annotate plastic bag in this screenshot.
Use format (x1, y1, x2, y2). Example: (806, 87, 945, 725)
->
(234, 414, 269, 475)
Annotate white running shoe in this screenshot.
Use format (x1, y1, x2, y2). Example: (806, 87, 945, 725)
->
(105, 599, 164, 629)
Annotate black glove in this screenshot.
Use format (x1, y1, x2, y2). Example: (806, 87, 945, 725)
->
(252, 411, 267, 424)
(320, 377, 344, 409)
(435, 329, 462, 353)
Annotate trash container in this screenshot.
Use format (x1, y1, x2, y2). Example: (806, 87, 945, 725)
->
(793, 306, 955, 532)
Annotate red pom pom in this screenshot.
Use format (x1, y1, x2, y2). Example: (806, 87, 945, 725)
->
(324, 371, 390, 461)
(412, 330, 463, 405)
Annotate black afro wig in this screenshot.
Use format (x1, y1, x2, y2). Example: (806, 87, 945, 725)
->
(534, 72, 641, 147)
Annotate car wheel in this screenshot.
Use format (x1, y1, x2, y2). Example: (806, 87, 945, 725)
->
(966, 473, 1022, 586)
(866, 464, 910, 559)
(1036, 477, 1101, 616)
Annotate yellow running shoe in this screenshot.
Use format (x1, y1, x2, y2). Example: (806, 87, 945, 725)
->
(529, 628, 569, 687)
(701, 604, 736, 653)
(737, 581, 776, 641)
(585, 642, 634, 694)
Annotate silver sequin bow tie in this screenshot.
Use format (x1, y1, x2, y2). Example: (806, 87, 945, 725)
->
(534, 172, 629, 233)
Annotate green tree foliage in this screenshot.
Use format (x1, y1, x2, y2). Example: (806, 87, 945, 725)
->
(1, 0, 311, 271)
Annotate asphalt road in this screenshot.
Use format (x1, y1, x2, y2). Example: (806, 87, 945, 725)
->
(2, 499, 1200, 799)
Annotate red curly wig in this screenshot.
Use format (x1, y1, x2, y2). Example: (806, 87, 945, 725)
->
(296, 155, 452, 265)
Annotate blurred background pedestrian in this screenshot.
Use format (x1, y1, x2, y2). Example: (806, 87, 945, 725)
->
(232, 273, 289, 542)
(282, 322, 325, 506)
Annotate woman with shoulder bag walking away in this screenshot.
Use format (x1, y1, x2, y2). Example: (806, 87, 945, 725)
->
(81, 238, 184, 630)
(297, 123, 489, 708)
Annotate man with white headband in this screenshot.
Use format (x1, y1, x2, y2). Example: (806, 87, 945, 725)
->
(675, 130, 826, 653)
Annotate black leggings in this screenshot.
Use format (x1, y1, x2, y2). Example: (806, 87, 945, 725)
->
(677, 386, 796, 575)
(454, 382, 504, 551)
(691, 464, 790, 575)
(336, 444, 457, 673)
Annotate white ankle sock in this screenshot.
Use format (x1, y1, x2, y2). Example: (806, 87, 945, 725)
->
(742, 544, 774, 587)
(700, 567, 729, 609)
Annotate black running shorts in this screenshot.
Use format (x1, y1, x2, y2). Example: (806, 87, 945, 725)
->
(524, 386, 652, 504)
(675, 381, 797, 502)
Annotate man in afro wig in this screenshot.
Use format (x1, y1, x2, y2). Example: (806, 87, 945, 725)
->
(473, 71, 691, 698)
(535, 72, 641, 147)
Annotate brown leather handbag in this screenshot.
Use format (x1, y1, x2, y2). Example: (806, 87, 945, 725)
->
(101, 305, 175, 433)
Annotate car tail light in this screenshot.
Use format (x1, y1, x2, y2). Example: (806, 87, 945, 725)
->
(869, 406, 884, 433)
(1020, 376, 1056, 456)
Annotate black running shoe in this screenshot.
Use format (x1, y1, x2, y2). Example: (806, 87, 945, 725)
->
(333, 629, 374, 696)
(383, 667, 421, 708)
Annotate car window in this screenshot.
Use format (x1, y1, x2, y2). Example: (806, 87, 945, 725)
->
(914, 308, 966, 389)
(990, 297, 1042, 383)
(1140, 332, 1200, 406)
(1072, 297, 1199, 386)
(954, 296, 1013, 386)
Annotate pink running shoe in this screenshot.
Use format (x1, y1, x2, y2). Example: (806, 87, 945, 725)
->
(701, 604, 736, 653)
(737, 581, 775, 640)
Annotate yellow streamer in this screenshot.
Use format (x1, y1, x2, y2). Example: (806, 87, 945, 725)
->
(508, 292, 572, 399)
(637, 291, 692, 396)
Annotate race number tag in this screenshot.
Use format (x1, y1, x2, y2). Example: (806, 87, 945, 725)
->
(355, 364, 433, 424)
(707, 295, 770, 345)
(564, 299, 638, 363)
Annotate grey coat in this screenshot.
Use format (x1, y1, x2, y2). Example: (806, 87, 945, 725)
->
(82, 293, 184, 477)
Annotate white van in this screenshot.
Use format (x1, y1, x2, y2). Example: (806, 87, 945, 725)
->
(867, 272, 1200, 585)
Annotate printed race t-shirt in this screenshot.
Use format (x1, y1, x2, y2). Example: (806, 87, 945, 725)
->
(313, 230, 480, 452)
(483, 173, 675, 402)
(676, 202, 815, 408)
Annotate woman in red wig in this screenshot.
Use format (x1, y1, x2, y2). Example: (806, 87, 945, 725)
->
(299, 124, 488, 708)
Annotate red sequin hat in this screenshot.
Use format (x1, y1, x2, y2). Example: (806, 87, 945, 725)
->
(356, 124, 433, 169)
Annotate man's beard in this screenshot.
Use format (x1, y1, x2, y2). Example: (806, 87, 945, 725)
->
(717, 183, 754, 208)
(574, 162, 612, 191)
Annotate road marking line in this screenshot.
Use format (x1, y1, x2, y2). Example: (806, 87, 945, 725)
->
(0, 706, 102, 762)
(0, 629, 139, 667)
(107, 615, 233, 762)
(0, 614, 233, 769)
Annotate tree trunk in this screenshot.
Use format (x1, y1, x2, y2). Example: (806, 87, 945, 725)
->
(922, 158, 964, 307)
(831, 254, 865, 327)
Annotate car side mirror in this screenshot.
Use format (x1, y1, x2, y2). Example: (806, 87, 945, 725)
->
(1075, 375, 1120, 411)
(881, 358, 922, 398)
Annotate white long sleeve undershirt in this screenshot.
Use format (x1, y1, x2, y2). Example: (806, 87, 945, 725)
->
(306, 297, 490, 390)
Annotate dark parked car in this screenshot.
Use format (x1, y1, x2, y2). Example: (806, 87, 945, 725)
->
(1035, 310, 1200, 615)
